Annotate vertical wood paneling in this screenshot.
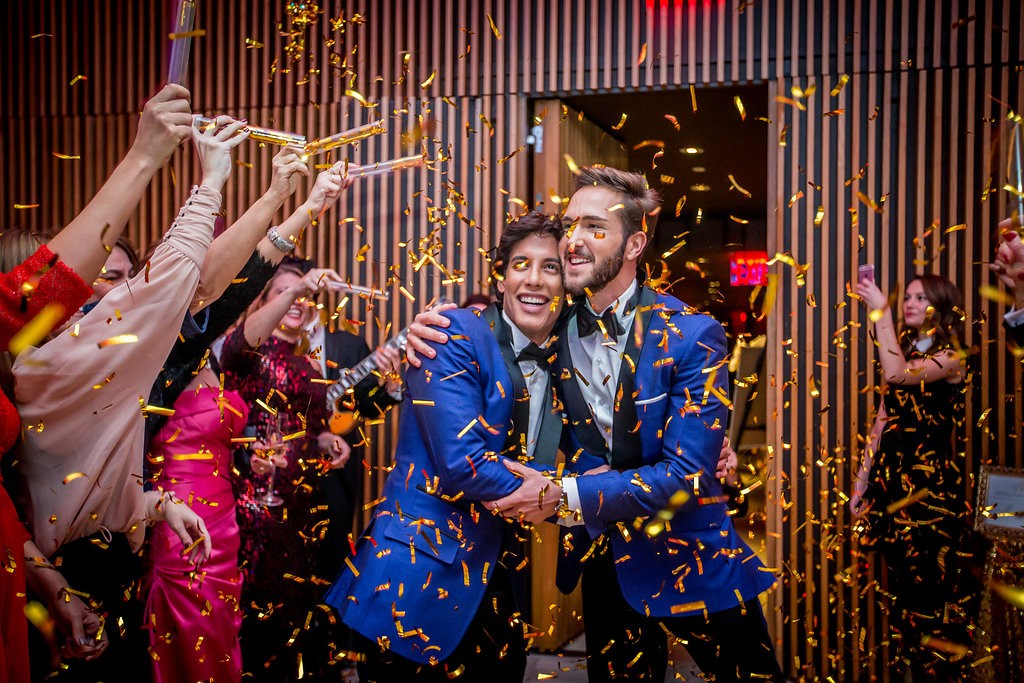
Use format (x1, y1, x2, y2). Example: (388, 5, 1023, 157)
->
(2, 1, 1022, 679)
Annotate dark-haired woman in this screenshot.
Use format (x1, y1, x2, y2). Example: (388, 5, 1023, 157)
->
(851, 273, 976, 681)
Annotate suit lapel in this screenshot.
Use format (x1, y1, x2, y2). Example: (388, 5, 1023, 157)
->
(609, 286, 658, 471)
(481, 306, 532, 459)
(554, 311, 609, 458)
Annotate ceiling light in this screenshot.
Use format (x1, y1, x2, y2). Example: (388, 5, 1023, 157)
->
(692, 166, 706, 173)
(682, 146, 703, 155)
(690, 183, 711, 191)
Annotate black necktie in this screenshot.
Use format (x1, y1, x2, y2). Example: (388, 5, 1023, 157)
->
(516, 342, 551, 366)
(576, 306, 625, 341)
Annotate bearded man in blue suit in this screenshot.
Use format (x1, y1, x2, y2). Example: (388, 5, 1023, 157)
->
(488, 166, 784, 683)
(324, 212, 567, 681)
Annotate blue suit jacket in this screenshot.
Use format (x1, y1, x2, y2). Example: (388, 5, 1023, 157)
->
(324, 309, 526, 664)
(554, 287, 776, 617)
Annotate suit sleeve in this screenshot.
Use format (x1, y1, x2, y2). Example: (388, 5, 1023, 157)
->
(405, 316, 522, 502)
(573, 316, 729, 537)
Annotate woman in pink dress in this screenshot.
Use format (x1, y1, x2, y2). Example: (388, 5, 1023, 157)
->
(145, 369, 249, 683)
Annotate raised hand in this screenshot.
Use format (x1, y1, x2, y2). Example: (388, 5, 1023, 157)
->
(265, 146, 310, 203)
(191, 115, 250, 190)
(854, 278, 888, 312)
(129, 84, 193, 168)
(404, 303, 457, 367)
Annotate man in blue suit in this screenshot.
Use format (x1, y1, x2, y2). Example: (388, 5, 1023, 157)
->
(488, 166, 783, 682)
(324, 212, 567, 681)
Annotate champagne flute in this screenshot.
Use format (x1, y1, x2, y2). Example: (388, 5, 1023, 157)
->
(255, 413, 285, 507)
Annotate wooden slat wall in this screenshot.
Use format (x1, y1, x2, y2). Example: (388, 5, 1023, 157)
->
(2, 1, 1022, 679)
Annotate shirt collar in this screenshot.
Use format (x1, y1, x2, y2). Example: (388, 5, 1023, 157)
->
(584, 279, 638, 325)
(913, 335, 934, 353)
(502, 310, 549, 356)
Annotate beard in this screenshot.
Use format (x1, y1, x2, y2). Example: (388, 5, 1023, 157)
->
(563, 238, 627, 297)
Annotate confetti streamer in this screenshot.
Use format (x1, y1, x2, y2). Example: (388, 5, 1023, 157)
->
(486, 14, 502, 39)
(8, 303, 65, 355)
(830, 74, 850, 96)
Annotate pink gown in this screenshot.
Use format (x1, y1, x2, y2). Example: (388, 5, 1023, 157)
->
(145, 386, 250, 683)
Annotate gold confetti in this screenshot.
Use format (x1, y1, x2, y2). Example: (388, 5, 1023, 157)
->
(497, 145, 526, 164)
(727, 174, 752, 199)
(632, 140, 664, 150)
(779, 124, 789, 147)
(813, 206, 825, 226)
(9, 303, 65, 355)
(69, 74, 88, 86)
(52, 152, 80, 160)
(97, 334, 139, 348)
(611, 113, 627, 130)
(420, 71, 436, 88)
(245, 38, 264, 48)
(13, 204, 39, 210)
(637, 42, 648, 65)
(823, 108, 845, 117)
(486, 14, 502, 39)
(774, 95, 806, 111)
(564, 153, 580, 175)
(689, 84, 697, 112)
(62, 472, 86, 484)
(856, 191, 883, 214)
(168, 29, 206, 40)
(787, 190, 805, 207)
(830, 74, 849, 96)
(734, 96, 746, 121)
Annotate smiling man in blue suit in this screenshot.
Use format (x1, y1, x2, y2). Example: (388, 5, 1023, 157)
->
(489, 166, 783, 683)
(324, 212, 567, 681)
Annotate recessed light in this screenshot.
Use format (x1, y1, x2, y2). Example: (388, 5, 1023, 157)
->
(682, 147, 703, 155)
(690, 183, 711, 191)
(692, 166, 706, 173)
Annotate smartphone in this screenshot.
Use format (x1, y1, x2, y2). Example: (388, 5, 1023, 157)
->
(858, 263, 875, 283)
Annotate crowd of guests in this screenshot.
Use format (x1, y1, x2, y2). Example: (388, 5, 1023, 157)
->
(0, 81, 1022, 683)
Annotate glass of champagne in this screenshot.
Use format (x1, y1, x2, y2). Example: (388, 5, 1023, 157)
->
(255, 413, 285, 507)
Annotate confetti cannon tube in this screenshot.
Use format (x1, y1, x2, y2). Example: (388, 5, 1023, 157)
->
(345, 154, 426, 178)
(167, 0, 197, 86)
(194, 116, 307, 147)
(303, 120, 387, 158)
(325, 282, 390, 300)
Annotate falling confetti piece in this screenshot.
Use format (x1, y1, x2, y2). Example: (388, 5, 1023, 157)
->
(564, 153, 580, 175)
(637, 42, 648, 65)
(632, 140, 664, 150)
(830, 74, 850, 96)
(823, 108, 845, 117)
(734, 96, 746, 121)
(52, 152, 81, 160)
(775, 95, 806, 111)
(611, 113, 627, 130)
(856, 191, 884, 214)
(62, 472, 86, 484)
(420, 71, 436, 88)
(727, 174, 752, 199)
(813, 206, 825, 226)
(779, 124, 789, 147)
(689, 84, 698, 112)
(8, 303, 65, 356)
(497, 145, 526, 164)
(787, 190, 805, 207)
(97, 334, 139, 348)
(168, 29, 206, 40)
(486, 14, 502, 39)
(245, 37, 264, 48)
(69, 74, 88, 86)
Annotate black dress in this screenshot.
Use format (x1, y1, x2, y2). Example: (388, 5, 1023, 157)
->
(861, 349, 977, 680)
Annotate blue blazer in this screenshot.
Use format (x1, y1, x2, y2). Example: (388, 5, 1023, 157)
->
(324, 308, 527, 664)
(554, 287, 776, 617)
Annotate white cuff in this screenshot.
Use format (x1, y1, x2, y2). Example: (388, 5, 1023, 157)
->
(558, 477, 585, 527)
(1004, 306, 1024, 328)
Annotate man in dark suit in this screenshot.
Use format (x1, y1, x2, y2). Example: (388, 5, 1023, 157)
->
(991, 217, 1024, 347)
(325, 213, 566, 681)
(311, 325, 403, 578)
(489, 166, 783, 682)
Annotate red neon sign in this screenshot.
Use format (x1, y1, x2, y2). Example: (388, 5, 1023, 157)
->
(729, 251, 768, 286)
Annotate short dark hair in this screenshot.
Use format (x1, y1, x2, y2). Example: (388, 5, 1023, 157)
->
(572, 165, 662, 238)
(490, 211, 563, 303)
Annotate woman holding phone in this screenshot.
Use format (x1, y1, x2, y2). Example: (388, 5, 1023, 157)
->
(850, 271, 975, 681)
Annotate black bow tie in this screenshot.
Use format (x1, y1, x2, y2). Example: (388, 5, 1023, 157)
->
(577, 306, 625, 341)
(516, 342, 551, 366)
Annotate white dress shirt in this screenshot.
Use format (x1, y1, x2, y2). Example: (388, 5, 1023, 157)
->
(561, 280, 639, 526)
(503, 311, 552, 461)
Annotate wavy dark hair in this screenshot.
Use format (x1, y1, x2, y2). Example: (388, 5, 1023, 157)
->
(490, 211, 563, 304)
(899, 273, 964, 356)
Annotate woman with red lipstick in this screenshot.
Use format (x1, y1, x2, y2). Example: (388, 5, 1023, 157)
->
(851, 273, 975, 682)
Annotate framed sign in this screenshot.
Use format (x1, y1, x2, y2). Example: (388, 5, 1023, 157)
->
(976, 466, 1024, 540)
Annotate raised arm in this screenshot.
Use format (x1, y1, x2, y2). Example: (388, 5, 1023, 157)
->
(850, 404, 886, 518)
(190, 146, 308, 311)
(47, 85, 193, 283)
(855, 279, 964, 385)
(240, 267, 346, 348)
